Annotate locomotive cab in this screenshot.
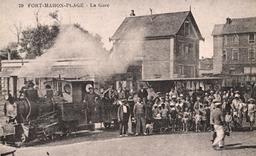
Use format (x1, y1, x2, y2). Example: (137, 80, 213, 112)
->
(53, 80, 94, 132)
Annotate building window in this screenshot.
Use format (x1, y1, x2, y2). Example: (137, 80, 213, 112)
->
(232, 49, 239, 61)
(223, 50, 227, 61)
(232, 35, 239, 45)
(224, 35, 228, 46)
(176, 42, 184, 57)
(249, 33, 255, 43)
(248, 48, 255, 61)
(178, 65, 184, 75)
(188, 65, 195, 77)
(188, 43, 194, 58)
(184, 21, 190, 35)
(185, 46, 189, 56)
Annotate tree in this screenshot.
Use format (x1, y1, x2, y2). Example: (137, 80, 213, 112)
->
(20, 24, 59, 59)
(9, 22, 22, 44)
(0, 42, 21, 60)
(1, 10, 61, 59)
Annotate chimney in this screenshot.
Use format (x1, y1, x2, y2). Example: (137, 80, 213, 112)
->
(149, 8, 153, 21)
(130, 10, 135, 16)
(8, 49, 11, 60)
(226, 18, 232, 24)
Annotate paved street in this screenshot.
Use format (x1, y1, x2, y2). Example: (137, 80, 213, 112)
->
(15, 131, 256, 156)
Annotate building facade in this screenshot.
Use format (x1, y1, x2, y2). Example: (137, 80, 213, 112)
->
(212, 17, 256, 86)
(111, 11, 204, 80)
(0, 58, 97, 99)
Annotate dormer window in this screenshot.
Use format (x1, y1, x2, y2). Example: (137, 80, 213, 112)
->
(249, 33, 255, 43)
(232, 35, 239, 45)
(184, 21, 190, 36)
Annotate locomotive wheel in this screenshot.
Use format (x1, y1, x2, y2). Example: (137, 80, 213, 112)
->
(104, 122, 111, 129)
(113, 121, 119, 129)
(21, 134, 26, 143)
(160, 127, 166, 133)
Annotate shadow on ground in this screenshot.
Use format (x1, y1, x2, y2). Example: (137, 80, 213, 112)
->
(223, 143, 256, 150)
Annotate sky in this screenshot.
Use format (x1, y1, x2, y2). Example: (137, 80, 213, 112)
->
(0, 0, 256, 57)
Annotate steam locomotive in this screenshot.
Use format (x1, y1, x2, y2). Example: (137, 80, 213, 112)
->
(2, 79, 118, 144)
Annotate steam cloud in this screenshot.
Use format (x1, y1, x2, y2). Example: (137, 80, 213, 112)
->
(17, 24, 145, 80)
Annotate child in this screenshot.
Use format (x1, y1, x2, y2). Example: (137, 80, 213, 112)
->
(201, 109, 207, 132)
(225, 111, 232, 132)
(152, 104, 159, 119)
(176, 104, 183, 131)
(182, 107, 190, 132)
(194, 112, 202, 132)
(247, 98, 256, 131)
(160, 104, 169, 119)
(169, 107, 177, 131)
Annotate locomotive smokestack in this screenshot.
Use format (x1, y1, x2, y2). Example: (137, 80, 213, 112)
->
(130, 10, 135, 16)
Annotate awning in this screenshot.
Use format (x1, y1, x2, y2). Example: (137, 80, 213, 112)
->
(140, 77, 223, 82)
(0, 68, 19, 77)
(44, 67, 94, 79)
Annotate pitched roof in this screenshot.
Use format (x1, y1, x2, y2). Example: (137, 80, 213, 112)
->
(111, 11, 203, 40)
(212, 17, 256, 36)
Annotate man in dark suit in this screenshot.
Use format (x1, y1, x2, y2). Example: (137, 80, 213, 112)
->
(84, 87, 100, 123)
(117, 99, 131, 137)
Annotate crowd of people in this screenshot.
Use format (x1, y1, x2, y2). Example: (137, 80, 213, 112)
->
(110, 84, 256, 138)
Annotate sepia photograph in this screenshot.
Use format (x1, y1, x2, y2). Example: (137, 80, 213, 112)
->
(0, 0, 256, 155)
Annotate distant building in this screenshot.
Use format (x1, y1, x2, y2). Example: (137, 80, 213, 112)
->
(212, 17, 256, 86)
(111, 10, 204, 80)
(199, 57, 213, 76)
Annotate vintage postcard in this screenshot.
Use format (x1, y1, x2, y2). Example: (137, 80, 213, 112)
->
(0, 0, 256, 156)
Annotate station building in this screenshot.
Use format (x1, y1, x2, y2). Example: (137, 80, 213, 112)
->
(0, 10, 211, 99)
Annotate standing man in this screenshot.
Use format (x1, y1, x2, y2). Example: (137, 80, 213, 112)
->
(4, 94, 17, 124)
(211, 101, 226, 150)
(247, 98, 256, 131)
(117, 99, 131, 137)
(133, 97, 147, 136)
(84, 87, 99, 123)
(231, 94, 243, 130)
(137, 84, 148, 105)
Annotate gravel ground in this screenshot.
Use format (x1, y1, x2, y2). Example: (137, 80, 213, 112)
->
(14, 129, 256, 156)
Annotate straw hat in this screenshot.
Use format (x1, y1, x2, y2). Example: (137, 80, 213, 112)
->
(248, 98, 255, 102)
(212, 99, 220, 103)
(234, 94, 240, 98)
(171, 95, 177, 99)
(214, 102, 222, 106)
